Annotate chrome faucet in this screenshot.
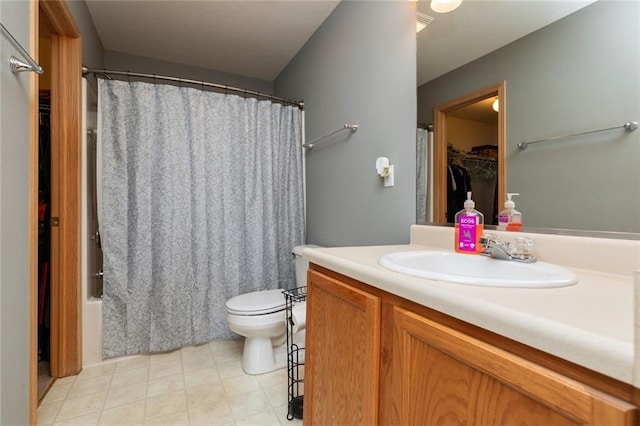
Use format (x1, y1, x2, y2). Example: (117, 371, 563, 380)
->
(479, 234, 536, 263)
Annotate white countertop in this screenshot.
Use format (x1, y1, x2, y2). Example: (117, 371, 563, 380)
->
(303, 242, 635, 385)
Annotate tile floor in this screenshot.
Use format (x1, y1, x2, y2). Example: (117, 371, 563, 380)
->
(37, 339, 304, 426)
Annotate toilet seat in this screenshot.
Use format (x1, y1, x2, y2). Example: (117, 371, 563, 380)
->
(226, 289, 286, 316)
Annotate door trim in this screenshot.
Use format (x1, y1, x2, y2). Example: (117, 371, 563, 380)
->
(32, 0, 81, 421)
(433, 81, 506, 224)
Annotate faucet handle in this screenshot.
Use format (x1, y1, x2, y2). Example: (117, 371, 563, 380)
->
(513, 237, 535, 257)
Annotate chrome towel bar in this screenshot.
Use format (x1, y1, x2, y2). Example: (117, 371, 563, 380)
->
(518, 121, 638, 150)
(303, 124, 358, 150)
(1, 22, 44, 74)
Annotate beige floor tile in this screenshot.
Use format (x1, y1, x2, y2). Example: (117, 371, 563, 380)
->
(149, 350, 181, 365)
(222, 374, 261, 398)
(235, 410, 282, 426)
(180, 344, 211, 360)
(98, 400, 145, 425)
(182, 355, 214, 372)
(115, 356, 150, 373)
(263, 382, 288, 408)
(209, 339, 241, 353)
(54, 376, 77, 386)
(212, 347, 243, 365)
(52, 411, 101, 426)
(147, 373, 185, 399)
(110, 367, 149, 390)
(78, 363, 116, 380)
(55, 391, 107, 422)
(188, 399, 235, 426)
(256, 369, 287, 390)
(228, 389, 272, 421)
(47, 337, 292, 426)
(183, 366, 220, 388)
(104, 381, 147, 409)
(144, 410, 189, 426)
(275, 404, 303, 426)
(41, 383, 72, 405)
(149, 359, 183, 380)
(37, 400, 61, 425)
(185, 381, 226, 409)
(145, 390, 187, 421)
(215, 360, 245, 380)
(66, 375, 112, 399)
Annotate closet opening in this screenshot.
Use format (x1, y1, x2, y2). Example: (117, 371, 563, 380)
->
(37, 16, 53, 402)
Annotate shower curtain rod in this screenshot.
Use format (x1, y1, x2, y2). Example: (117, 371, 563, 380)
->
(82, 67, 304, 109)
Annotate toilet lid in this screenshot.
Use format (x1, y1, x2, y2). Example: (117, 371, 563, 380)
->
(226, 289, 286, 315)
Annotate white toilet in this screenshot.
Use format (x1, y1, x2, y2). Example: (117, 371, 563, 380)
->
(225, 244, 317, 375)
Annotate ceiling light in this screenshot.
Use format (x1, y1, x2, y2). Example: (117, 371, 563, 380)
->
(430, 0, 462, 14)
(492, 98, 499, 112)
(416, 12, 434, 33)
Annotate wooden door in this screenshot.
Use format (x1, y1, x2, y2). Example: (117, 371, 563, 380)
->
(392, 306, 637, 425)
(304, 269, 381, 425)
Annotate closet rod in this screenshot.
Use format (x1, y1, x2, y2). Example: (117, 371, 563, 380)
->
(82, 67, 304, 109)
(1, 22, 44, 74)
(518, 121, 638, 150)
(303, 124, 358, 150)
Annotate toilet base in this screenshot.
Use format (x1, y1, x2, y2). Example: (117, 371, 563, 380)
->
(241, 330, 306, 375)
(241, 336, 286, 375)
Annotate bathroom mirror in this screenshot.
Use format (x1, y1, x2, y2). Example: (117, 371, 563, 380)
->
(416, 0, 640, 235)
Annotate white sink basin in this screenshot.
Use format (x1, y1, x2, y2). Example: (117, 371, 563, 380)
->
(378, 250, 578, 288)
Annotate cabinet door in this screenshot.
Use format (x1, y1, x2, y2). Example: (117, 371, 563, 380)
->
(304, 270, 381, 425)
(393, 306, 637, 426)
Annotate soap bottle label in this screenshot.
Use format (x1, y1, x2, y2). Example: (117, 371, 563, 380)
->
(458, 215, 477, 252)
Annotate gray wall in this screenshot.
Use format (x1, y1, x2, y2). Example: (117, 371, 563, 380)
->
(104, 50, 273, 94)
(0, 1, 32, 424)
(275, 1, 417, 247)
(418, 1, 640, 233)
(68, 0, 104, 69)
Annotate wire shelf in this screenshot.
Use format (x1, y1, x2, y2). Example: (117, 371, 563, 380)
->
(282, 286, 307, 421)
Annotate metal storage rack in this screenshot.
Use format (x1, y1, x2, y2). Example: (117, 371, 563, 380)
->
(283, 286, 306, 420)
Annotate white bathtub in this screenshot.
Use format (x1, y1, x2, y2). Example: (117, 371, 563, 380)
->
(81, 78, 104, 367)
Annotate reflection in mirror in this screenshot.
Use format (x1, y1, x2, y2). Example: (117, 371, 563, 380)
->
(433, 82, 505, 226)
(417, 1, 640, 235)
(445, 100, 498, 224)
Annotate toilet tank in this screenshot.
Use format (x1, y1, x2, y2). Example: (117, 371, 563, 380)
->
(292, 245, 321, 288)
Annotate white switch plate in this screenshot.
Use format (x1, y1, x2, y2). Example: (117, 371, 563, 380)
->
(384, 165, 395, 187)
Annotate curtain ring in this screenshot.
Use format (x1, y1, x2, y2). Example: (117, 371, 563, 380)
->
(201, 80, 205, 91)
(224, 85, 228, 97)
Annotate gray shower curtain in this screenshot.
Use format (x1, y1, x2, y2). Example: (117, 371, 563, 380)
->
(98, 79, 304, 358)
(416, 128, 428, 223)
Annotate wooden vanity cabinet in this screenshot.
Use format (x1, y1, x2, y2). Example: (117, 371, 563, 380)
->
(304, 266, 381, 425)
(305, 265, 638, 426)
(389, 306, 635, 425)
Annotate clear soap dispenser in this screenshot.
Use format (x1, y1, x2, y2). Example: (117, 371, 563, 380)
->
(454, 192, 484, 254)
(497, 193, 522, 231)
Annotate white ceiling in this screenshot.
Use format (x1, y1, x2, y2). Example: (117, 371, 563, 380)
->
(85, 0, 341, 81)
(85, 0, 595, 85)
(417, 0, 596, 85)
